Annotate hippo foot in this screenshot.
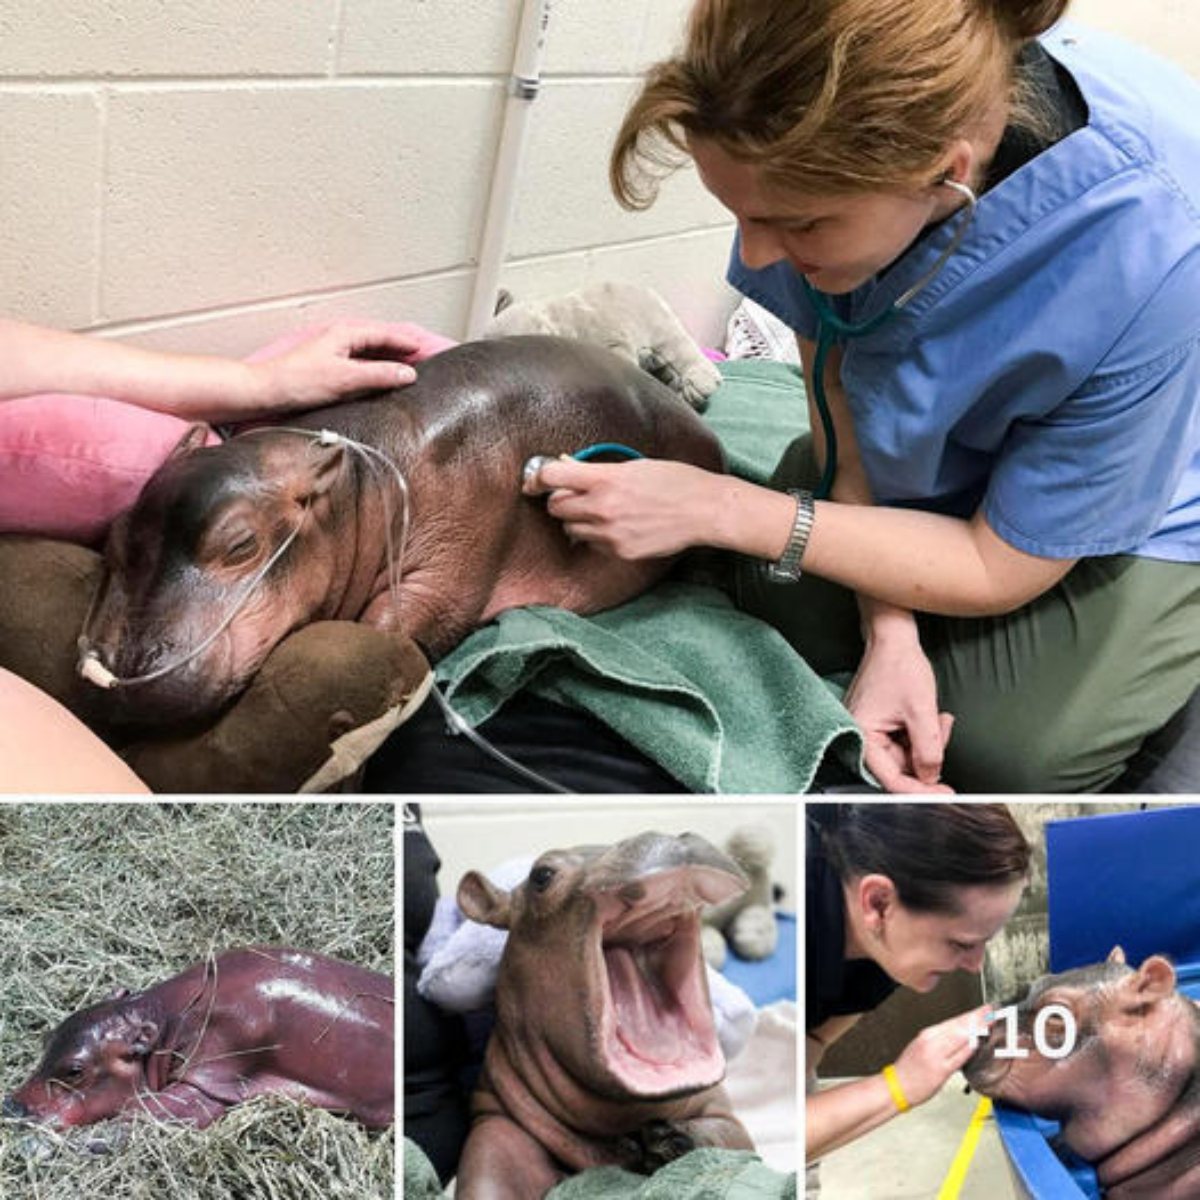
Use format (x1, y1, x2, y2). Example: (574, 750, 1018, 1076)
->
(616, 1119, 696, 1175)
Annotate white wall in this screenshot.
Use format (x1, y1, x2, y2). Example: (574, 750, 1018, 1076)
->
(1072, 0, 1200, 76)
(416, 799, 798, 909)
(0, 1, 736, 356)
(1, 4, 1194, 362)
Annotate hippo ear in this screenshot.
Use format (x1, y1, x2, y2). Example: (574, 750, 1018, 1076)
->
(1106, 945, 1127, 965)
(1129, 955, 1177, 1003)
(165, 423, 212, 461)
(128, 1021, 160, 1058)
(457, 870, 513, 930)
(297, 441, 347, 502)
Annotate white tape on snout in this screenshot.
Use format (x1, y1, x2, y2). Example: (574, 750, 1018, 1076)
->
(79, 653, 118, 690)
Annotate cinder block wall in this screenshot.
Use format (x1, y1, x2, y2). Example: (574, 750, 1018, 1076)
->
(1, 3, 1194, 361)
(0, 1, 734, 357)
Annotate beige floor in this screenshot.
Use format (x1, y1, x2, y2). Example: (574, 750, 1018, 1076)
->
(816, 1074, 1019, 1200)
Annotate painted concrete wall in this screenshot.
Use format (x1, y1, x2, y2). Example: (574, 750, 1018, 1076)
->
(0, 1, 735, 356)
(1, 3, 1195, 360)
(416, 799, 798, 911)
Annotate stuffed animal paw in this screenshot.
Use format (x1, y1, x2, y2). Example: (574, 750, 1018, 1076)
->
(484, 281, 722, 410)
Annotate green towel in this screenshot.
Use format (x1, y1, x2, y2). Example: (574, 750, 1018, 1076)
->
(402, 1138, 796, 1200)
(548, 1150, 797, 1200)
(703, 359, 807, 484)
(404, 1137, 448, 1199)
(436, 358, 864, 792)
(437, 582, 863, 793)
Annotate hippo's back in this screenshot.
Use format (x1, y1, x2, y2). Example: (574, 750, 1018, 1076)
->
(292, 334, 724, 476)
(288, 335, 725, 655)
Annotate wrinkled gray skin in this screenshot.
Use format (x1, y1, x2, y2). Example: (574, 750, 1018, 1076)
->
(83, 335, 723, 726)
(1, 947, 393, 1132)
(455, 830, 755, 1200)
(964, 948, 1200, 1199)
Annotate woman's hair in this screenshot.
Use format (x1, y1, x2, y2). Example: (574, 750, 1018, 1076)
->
(810, 803, 1031, 913)
(611, 0, 1071, 206)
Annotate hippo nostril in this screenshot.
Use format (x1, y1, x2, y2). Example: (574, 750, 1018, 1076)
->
(1, 1096, 30, 1120)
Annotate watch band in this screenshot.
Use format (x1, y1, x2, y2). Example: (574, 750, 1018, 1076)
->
(765, 488, 815, 583)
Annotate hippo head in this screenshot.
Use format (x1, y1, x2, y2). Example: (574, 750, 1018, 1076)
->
(964, 947, 1200, 1169)
(4, 994, 162, 1129)
(459, 830, 749, 1102)
(79, 426, 350, 725)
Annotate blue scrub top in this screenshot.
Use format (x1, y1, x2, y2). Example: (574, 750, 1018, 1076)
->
(727, 23, 1200, 563)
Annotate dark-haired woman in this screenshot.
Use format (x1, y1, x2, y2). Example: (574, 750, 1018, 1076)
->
(526, 0, 1200, 794)
(805, 803, 1030, 1164)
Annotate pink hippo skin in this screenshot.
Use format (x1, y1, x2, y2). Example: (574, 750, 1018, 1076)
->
(78, 335, 723, 727)
(2, 947, 393, 1131)
(454, 830, 756, 1200)
(964, 948, 1200, 1199)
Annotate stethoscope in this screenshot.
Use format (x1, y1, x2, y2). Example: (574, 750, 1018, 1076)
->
(803, 178, 978, 499)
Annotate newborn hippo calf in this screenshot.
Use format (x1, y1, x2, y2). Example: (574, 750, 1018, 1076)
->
(81, 335, 723, 725)
(455, 830, 755, 1200)
(964, 947, 1200, 1199)
(2, 948, 393, 1131)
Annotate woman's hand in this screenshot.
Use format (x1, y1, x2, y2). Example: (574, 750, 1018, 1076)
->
(893, 1005, 992, 1107)
(247, 319, 454, 415)
(526, 457, 728, 559)
(845, 627, 954, 793)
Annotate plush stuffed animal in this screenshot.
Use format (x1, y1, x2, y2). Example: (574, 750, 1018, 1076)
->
(0, 536, 431, 793)
(484, 281, 723, 410)
(701, 826, 780, 970)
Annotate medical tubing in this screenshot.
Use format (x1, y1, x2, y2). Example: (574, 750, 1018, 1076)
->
(78, 420, 573, 793)
(801, 180, 977, 501)
(572, 442, 643, 461)
(812, 326, 839, 501)
(77, 425, 411, 690)
(78, 510, 310, 688)
(428, 681, 573, 794)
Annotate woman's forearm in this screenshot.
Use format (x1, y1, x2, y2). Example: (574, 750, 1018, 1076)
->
(709, 474, 1071, 617)
(806, 1073, 900, 1162)
(0, 318, 263, 417)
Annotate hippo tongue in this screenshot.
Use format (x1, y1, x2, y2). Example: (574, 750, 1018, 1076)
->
(606, 944, 685, 1064)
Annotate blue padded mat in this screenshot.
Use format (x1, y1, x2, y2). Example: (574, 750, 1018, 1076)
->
(719, 912, 797, 1006)
(1047, 805, 1200, 972)
(995, 807, 1200, 1199)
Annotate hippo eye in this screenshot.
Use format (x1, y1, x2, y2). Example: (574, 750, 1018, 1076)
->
(530, 865, 557, 893)
(223, 533, 260, 565)
(58, 1063, 85, 1081)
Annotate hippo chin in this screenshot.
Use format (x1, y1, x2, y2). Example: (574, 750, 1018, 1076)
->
(454, 830, 755, 1200)
(80, 335, 723, 727)
(2, 948, 393, 1132)
(964, 947, 1200, 1200)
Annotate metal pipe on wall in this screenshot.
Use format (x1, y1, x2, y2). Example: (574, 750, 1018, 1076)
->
(465, 0, 552, 338)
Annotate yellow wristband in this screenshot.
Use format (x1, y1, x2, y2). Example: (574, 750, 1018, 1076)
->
(882, 1063, 911, 1113)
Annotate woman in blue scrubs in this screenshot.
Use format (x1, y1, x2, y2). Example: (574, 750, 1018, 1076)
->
(528, 0, 1200, 793)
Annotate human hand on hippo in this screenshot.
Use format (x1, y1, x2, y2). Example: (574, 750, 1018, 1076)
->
(241, 318, 456, 420)
(963, 947, 1200, 1200)
(522, 456, 742, 560)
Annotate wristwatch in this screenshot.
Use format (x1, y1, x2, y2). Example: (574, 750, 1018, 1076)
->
(765, 488, 815, 583)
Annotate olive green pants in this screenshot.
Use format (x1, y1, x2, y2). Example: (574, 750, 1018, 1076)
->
(731, 437, 1200, 793)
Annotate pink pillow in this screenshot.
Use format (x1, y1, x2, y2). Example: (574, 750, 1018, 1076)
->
(0, 320, 455, 545)
(0, 395, 219, 546)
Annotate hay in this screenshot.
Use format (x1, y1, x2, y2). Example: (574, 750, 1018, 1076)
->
(0, 802, 394, 1199)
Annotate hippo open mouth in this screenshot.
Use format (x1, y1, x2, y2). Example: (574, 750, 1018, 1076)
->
(594, 866, 736, 1098)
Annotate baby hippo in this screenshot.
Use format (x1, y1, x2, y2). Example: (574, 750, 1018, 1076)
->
(455, 830, 755, 1200)
(1, 947, 393, 1132)
(964, 947, 1200, 1199)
